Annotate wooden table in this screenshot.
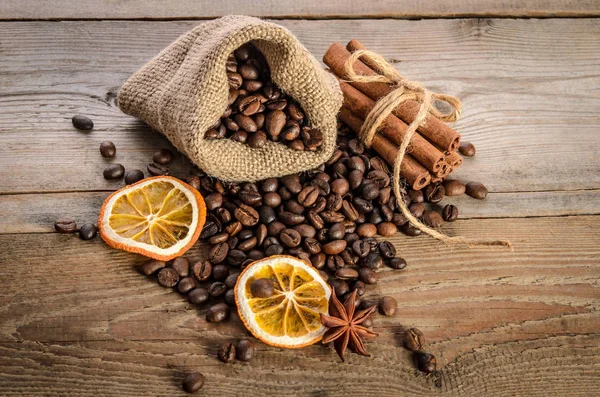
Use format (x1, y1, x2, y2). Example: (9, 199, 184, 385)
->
(1, 2, 599, 396)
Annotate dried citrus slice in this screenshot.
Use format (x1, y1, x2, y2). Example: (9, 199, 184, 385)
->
(98, 176, 206, 261)
(235, 255, 331, 348)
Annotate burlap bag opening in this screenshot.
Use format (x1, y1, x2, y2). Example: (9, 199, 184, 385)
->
(118, 15, 342, 182)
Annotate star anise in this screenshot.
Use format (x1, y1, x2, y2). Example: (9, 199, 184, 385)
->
(320, 289, 378, 361)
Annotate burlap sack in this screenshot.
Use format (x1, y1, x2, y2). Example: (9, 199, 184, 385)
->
(118, 15, 342, 182)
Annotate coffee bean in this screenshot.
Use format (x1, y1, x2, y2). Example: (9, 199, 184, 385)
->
(423, 210, 444, 228)
(208, 282, 227, 298)
(209, 242, 229, 264)
(152, 148, 174, 165)
(227, 250, 247, 267)
(224, 272, 240, 289)
(404, 328, 424, 351)
(265, 110, 286, 136)
(278, 211, 305, 226)
(205, 193, 223, 211)
(377, 241, 396, 259)
(225, 221, 242, 236)
(182, 372, 205, 393)
(320, 211, 344, 223)
(353, 198, 373, 213)
(362, 252, 383, 270)
(307, 211, 324, 229)
(72, 114, 93, 130)
(341, 200, 359, 221)
(157, 268, 179, 288)
(78, 223, 97, 240)
(331, 178, 350, 196)
(238, 237, 257, 252)
(55, 218, 77, 233)
(192, 261, 212, 281)
(171, 257, 190, 277)
(177, 277, 197, 294)
(326, 255, 345, 272)
(356, 223, 377, 238)
(141, 259, 166, 275)
(285, 200, 304, 215)
(251, 278, 274, 298)
(442, 180, 466, 196)
(359, 268, 379, 284)
(188, 287, 209, 305)
(465, 181, 488, 199)
(326, 223, 344, 240)
(388, 257, 407, 270)
(209, 233, 229, 245)
(267, 221, 286, 237)
(361, 181, 379, 201)
(262, 178, 278, 192)
(263, 192, 282, 207)
(248, 131, 267, 148)
(322, 240, 347, 255)
(408, 189, 424, 203)
(294, 224, 316, 238)
(414, 351, 437, 373)
(352, 240, 371, 258)
(99, 141, 116, 158)
(234, 204, 259, 226)
(458, 141, 476, 156)
(335, 268, 358, 280)
(280, 229, 301, 248)
(311, 253, 326, 269)
(236, 339, 255, 362)
(400, 223, 422, 236)
(124, 169, 144, 184)
(147, 163, 169, 176)
(377, 222, 397, 237)
(103, 164, 125, 180)
(442, 204, 459, 222)
(330, 279, 349, 297)
(298, 186, 319, 207)
(379, 296, 397, 316)
(424, 184, 445, 203)
(409, 202, 425, 218)
(218, 342, 236, 363)
(302, 237, 320, 255)
(212, 264, 230, 281)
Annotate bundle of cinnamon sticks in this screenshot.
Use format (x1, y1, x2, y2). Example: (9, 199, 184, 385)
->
(324, 40, 463, 191)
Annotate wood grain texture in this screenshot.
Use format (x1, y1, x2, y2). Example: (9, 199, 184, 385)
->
(1, 19, 599, 194)
(1, 0, 600, 20)
(0, 216, 599, 395)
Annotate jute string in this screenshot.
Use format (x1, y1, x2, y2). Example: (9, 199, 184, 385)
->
(344, 50, 512, 248)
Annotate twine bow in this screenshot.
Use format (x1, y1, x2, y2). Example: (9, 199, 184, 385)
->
(344, 50, 512, 248)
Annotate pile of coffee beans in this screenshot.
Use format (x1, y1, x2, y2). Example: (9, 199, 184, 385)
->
(205, 43, 323, 151)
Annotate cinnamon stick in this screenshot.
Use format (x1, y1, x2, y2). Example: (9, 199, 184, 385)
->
(446, 151, 464, 168)
(337, 78, 445, 174)
(323, 41, 461, 154)
(339, 107, 431, 190)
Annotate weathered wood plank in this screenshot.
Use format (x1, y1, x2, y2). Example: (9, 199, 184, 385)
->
(0, 19, 599, 194)
(0, 216, 598, 395)
(2, 188, 600, 235)
(1, 0, 599, 20)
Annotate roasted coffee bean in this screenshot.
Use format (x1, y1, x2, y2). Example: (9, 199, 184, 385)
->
(157, 268, 179, 287)
(356, 223, 377, 238)
(285, 200, 304, 215)
(465, 181, 488, 199)
(265, 110, 286, 136)
(204, 193, 223, 211)
(381, 205, 394, 222)
(348, 169, 364, 190)
(244, 79, 263, 93)
(330, 279, 349, 297)
(236, 339, 256, 362)
(78, 223, 97, 240)
(404, 328, 424, 351)
(341, 200, 359, 221)
(207, 303, 231, 323)
(200, 219, 219, 239)
(425, 184, 445, 203)
(326, 194, 343, 212)
(237, 229, 254, 241)
(320, 211, 344, 223)
(422, 210, 444, 228)
(312, 196, 327, 213)
(442, 180, 466, 196)
(362, 252, 383, 270)
(303, 237, 321, 254)
(225, 221, 242, 236)
(414, 352, 437, 373)
(141, 259, 166, 275)
(152, 148, 174, 165)
(379, 296, 397, 316)
(278, 211, 305, 226)
(326, 223, 345, 240)
(370, 156, 388, 173)
(367, 170, 390, 188)
(286, 102, 304, 121)
(171, 257, 190, 277)
(280, 229, 302, 248)
(310, 252, 327, 269)
(361, 181, 379, 201)
(212, 264, 230, 281)
(147, 163, 169, 176)
(182, 372, 205, 393)
(218, 342, 236, 363)
(352, 240, 371, 258)
(409, 202, 425, 218)
(298, 186, 319, 207)
(344, 232, 360, 245)
(335, 268, 358, 280)
(442, 204, 459, 222)
(227, 249, 247, 267)
(124, 169, 144, 185)
(247, 131, 267, 148)
(367, 208, 383, 225)
(208, 282, 227, 298)
(307, 211, 325, 229)
(392, 213, 408, 227)
(378, 187, 392, 206)
(351, 280, 366, 296)
(388, 257, 407, 270)
(231, 130, 248, 143)
(186, 175, 201, 190)
(209, 242, 229, 264)
(103, 164, 125, 180)
(322, 240, 347, 255)
(281, 121, 300, 141)
(459, 141, 476, 156)
(238, 95, 261, 116)
(99, 141, 116, 158)
(362, 315, 374, 328)
(348, 156, 365, 173)
(267, 221, 286, 237)
(359, 268, 379, 284)
(234, 204, 259, 226)
(378, 241, 396, 259)
(353, 197, 373, 213)
(177, 277, 196, 294)
(192, 261, 212, 281)
(209, 232, 230, 245)
(267, 98, 287, 111)
(55, 218, 77, 233)
(254, 206, 275, 225)
(250, 278, 274, 298)
(377, 222, 397, 237)
(254, 224, 267, 247)
(408, 189, 424, 203)
(233, 114, 258, 133)
(331, 178, 350, 195)
(72, 114, 94, 130)
(188, 287, 209, 305)
(400, 223, 422, 236)
(326, 255, 345, 272)
(294, 224, 316, 238)
(263, 192, 282, 208)
(262, 178, 278, 192)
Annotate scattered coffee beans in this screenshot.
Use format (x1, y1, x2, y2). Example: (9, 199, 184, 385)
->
(55, 218, 77, 233)
(99, 141, 116, 158)
(442, 204, 458, 222)
(236, 339, 256, 362)
(72, 114, 94, 131)
(157, 268, 179, 287)
(103, 164, 125, 180)
(141, 259, 166, 275)
(206, 303, 230, 323)
(465, 181, 488, 200)
(124, 169, 144, 185)
(379, 296, 397, 316)
(414, 351, 437, 373)
(182, 372, 205, 393)
(442, 180, 465, 196)
(217, 342, 236, 363)
(153, 149, 174, 165)
(403, 328, 424, 351)
(78, 223, 97, 240)
(458, 141, 476, 157)
(250, 278, 274, 298)
(147, 163, 169, 176)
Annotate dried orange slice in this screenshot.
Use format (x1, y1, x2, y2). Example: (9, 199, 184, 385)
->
(235, 255, 331, 348)
(98, 176, 206, 261)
